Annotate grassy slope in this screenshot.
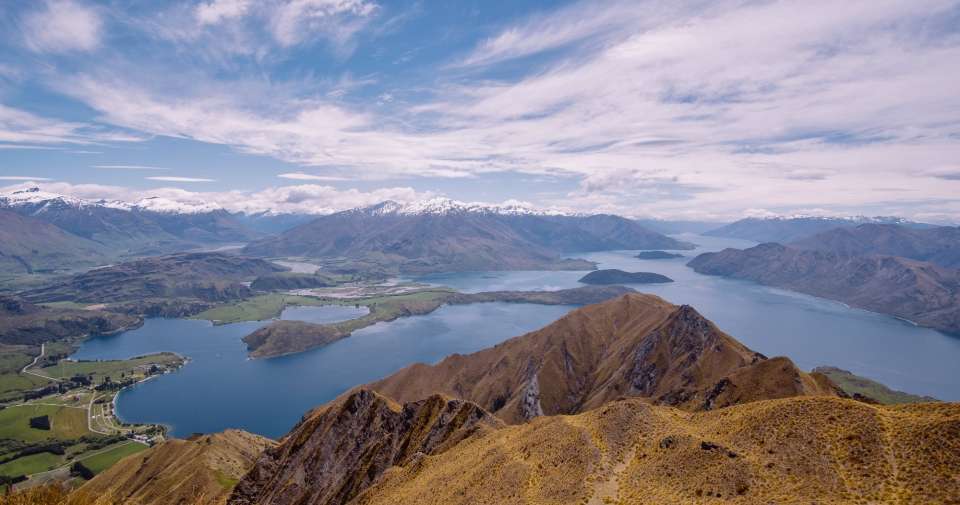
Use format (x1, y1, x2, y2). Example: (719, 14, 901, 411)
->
(0, 452, 62, 477)
(38, 353, 182, 382)
(813, 366, 937, 404)
(80, 442, 148, 474)
(0, 405, 91, 442)
(192, 294, 329, 324)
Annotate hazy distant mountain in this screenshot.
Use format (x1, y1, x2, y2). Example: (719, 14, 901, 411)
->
(0, 209, 110, 274)
(689, 243, 960, 335)
(0, 188, 262, 255)
(704, 216, 928, 243)
(791, 223, 960, 269)
(243, 198, 692, 274)
(232, 211, 316, 234)
(633, 218, 724, 234)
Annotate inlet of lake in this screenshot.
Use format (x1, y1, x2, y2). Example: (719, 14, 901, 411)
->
(71, 234, 960, 438)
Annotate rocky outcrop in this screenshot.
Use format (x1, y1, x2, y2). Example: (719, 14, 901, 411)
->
(688, 243, 960, 335)
(369, 294, 836, 423)
(228, 389, 501, 505)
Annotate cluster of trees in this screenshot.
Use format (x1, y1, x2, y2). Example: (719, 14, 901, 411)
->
(28, 415, 50, 430)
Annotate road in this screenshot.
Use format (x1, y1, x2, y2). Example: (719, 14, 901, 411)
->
(20, 342, 60, 382)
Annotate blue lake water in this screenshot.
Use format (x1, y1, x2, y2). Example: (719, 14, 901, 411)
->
(71, 233, 960, 438)
(71, 303, 574, 438)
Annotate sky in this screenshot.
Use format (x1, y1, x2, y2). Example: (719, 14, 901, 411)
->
(0, 0, 959, 221)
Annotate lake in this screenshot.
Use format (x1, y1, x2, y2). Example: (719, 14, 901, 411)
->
(71, 234, 960, 438)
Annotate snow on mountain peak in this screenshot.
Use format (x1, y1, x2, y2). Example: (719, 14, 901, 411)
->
(0, 187, 222, 215)
(361, 197, 568, 217)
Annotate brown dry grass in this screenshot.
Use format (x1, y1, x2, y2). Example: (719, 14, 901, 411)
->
(0, 485, 110, 505)
(352, 396, 960, 505)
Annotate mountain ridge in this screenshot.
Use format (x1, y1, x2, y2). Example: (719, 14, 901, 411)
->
(688, 243, 960, 335)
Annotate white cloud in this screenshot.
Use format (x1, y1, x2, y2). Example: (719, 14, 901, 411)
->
(146, 176, 216, 182)
(0, 181, 432, 215)
(195, 0, 252, 25)
(269, 0, 378, 47)
(0, 176, 53, 181)
(11, 0, 960, 221)
(22, 0, 102, 53)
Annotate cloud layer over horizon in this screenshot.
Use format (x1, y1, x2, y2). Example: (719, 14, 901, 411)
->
(1, 0, 959, 222)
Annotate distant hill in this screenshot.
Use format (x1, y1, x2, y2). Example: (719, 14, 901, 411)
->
(0, 295, 140, 346)
(813, 366, 938, 404)
(791, 223, 960, 269)
(22, 252, 285, 304)
(0, 187, 262, 256)
(82, 430, 274, 505)
(688, 243, 960, 335)
(369, 293, 837, 423)
(704, 216, 929, 243)
(0, 209, 109, 274)
(243, 198, 693, 274)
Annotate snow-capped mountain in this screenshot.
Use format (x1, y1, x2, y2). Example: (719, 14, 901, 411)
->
(0, 187, 260, 253)
(243, 198, 693, 274)
(704, 215, 930, 243)
(362, 197, 571, 217)
(0, 187, 224, 215)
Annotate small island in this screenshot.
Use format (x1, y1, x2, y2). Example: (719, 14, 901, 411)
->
(636, 251, 684, 260)
(578, 269, 674, 285)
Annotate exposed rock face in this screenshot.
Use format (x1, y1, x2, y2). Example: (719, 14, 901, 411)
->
(80, 430, 274, 505)
(578, 269, 674, 285)
(369, 294, 836, 423)
(688, 243, 960, 335)
(228, 389, 501, 505)
(23, 252, 285, 303)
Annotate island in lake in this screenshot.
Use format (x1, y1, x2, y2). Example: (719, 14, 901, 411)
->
(578, 269, 674, 285)
(636, 250, 684, 259)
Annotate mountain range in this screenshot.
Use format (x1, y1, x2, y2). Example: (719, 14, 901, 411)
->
(791, 223, 960, 269)
(0, 209, 110, 274)
(243, 198, 694, 274)
(704, 215, 930, 243)
(71, 294, 957, 505)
